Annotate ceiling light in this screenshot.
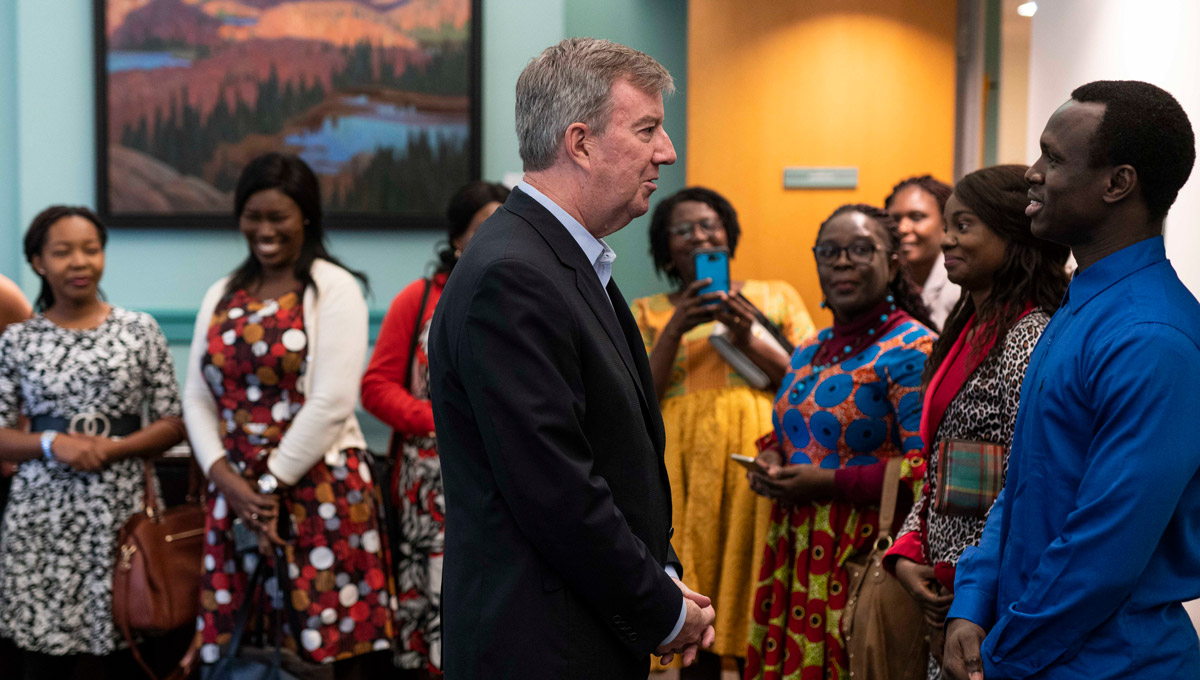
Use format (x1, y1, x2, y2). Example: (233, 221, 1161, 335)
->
(1017, 1, 1038, 17)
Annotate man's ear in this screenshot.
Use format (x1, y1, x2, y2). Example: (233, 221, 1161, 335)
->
(1103, 164, 1138, 205)
(563, 121, 591, 169)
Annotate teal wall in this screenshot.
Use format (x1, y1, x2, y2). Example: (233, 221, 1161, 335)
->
(0, 0, 687, 446)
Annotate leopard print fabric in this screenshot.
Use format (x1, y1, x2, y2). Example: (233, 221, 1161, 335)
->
(898, 310, 1050, 567)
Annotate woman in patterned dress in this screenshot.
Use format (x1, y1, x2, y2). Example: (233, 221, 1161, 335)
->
(744, 204, 937, 680)
(360, 180, 509, 677)
(184, 154, 397, 678)
(0, 206, 186, 679)
(632, 187, 814, 678)
(882, 165, 1071, 678)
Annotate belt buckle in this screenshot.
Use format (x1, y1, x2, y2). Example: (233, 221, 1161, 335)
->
(68, 412, 111, 438)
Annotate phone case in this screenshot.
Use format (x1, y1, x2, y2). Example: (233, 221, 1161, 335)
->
(693, 247, 730, 298)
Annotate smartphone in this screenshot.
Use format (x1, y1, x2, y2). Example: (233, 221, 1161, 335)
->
(730, 453, 759, 471)
(693, 248, 730, 301)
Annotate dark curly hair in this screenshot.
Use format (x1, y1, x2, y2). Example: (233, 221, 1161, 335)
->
(648, 186, 742, 286)
(1070, 80, 1195, 222)
(920, 165, 1071, 387)
(227, 153, 368, 297)
(24, 205, 108, 312)
(883, 175, 953, 216)
(816, 203, 935, 330)
(436, 181, 510, 273)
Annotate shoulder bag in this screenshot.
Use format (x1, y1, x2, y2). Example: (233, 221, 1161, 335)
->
(841, 456, 929, 680)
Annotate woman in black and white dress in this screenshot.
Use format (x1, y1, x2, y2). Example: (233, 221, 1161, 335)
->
(0, 206, 186, 679)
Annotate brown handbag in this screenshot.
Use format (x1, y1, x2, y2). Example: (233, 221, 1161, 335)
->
(841, 457, 929, 680)
(113, 458, 207, 679)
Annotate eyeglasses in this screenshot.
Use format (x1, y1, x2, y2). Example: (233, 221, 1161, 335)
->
(811, 241, 880, 265)
(668, 219, 722, 240)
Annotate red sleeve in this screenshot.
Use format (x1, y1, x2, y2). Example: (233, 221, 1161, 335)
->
(883, 532, 925, 575)
(833, 460, 888, 504)
(361, 277, 440, 436)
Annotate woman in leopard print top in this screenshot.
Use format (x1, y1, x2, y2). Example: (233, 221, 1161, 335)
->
(883, 165, 1071, 678)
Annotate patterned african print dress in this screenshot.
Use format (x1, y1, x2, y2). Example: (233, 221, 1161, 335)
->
(196, 288, 396, 665)
(745, 315, 933, 680)
(632, 279, 814, 662)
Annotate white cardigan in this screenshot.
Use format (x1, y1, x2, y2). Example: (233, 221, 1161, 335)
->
(184, 258, 368, 485)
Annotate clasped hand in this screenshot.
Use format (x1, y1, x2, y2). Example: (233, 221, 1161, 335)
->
(943, 618, 987, 680)
(654, 578, 716, 667)
(51, 433, 120, 472)
(209, 460, 287, 553)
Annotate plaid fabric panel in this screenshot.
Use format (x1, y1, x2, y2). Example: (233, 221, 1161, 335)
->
(934, 439, 1007, 517)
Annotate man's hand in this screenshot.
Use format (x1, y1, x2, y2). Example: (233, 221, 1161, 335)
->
(943, 618, 987, 680)
(655, 578, 716, 666)
(894, 558, 954, 626)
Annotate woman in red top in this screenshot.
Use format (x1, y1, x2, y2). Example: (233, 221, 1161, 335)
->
(361, 181, 508, 677)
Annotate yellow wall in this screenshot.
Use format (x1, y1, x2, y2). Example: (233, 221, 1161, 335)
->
(688, 0, 958, 326)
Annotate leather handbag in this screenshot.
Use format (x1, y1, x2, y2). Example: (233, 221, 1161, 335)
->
(841, 457, 929, 680)
(113, 458, 207, 679)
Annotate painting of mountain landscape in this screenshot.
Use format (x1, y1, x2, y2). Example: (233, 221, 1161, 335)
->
(97, 0, 479, 227)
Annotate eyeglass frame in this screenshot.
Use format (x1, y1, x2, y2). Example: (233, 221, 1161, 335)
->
(810, 241, 883, 266)
(667, 219, 723, 241)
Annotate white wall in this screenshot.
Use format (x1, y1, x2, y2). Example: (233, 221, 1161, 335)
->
(1027, 0, 1200, 295)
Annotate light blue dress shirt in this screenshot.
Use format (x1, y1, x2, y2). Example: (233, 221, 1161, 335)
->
(517, 181, 688, 649)
(948, 236, 1200, 678)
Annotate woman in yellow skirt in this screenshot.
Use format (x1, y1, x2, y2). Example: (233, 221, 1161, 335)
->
(632, 187, 814, 678)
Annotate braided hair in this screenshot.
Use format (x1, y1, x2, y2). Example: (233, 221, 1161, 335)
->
(817, 203, 935, 330)
(920, 165, 1070, 387)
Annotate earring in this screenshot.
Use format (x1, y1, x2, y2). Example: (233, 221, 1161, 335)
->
(454, 249, 462, 258)
(38, 269, 46, 276)
(819, 300, 827, 309)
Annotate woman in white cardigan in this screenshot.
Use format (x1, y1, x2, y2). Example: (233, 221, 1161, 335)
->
(184, 153, 396, 678)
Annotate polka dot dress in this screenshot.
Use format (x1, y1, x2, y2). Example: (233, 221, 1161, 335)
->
(197, 289, 397, 665)
(745, 319, 933, 680)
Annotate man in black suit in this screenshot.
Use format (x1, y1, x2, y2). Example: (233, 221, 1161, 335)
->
(428, 37, 716, 678)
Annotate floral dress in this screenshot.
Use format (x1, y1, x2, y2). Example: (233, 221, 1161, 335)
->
(196, 289, 397, 665)
(746, 316, 933, 680)
(0, 309, 181, 655)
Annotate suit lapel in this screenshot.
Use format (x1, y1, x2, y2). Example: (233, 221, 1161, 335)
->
(607, 278, 667, 451)
(505, 188, 654, 418)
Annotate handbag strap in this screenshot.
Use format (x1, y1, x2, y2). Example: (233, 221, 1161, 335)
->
(403, 278, 434, 394)
(874, 456, 905, 549)
(141, 458, 163, 521)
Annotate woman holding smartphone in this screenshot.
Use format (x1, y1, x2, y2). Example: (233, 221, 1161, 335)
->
(632, 187, 814, 677)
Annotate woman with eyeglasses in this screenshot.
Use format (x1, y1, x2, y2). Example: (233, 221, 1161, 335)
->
(631, 187, 814, 677)
(883, 165, 1069, 678)
(744, 204, 936, 679)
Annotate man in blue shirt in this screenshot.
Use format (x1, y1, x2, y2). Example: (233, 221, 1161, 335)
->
(943, 80, 1200, 679)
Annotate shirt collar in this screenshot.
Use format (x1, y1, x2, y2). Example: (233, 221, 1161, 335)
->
(517, 181, 615, 275)
(1066, 235, 1166, 313)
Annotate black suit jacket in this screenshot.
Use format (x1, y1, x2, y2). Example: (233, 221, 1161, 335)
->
(428, 187, 683, 679)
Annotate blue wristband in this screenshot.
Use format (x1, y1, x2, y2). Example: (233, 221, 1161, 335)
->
(40, 431, 57, 461)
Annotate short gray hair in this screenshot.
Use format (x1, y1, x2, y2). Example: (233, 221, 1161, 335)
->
(516, 37, 674, 171)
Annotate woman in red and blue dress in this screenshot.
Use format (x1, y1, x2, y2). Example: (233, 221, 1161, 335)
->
(184, 153, 397, 678)
(744, 204, 937, 680)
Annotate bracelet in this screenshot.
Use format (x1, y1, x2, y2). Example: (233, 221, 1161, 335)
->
(40, 431, 58, 461)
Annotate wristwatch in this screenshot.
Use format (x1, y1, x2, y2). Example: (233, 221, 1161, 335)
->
(257, 472, 279, 495)
(40, 431, 58, 461)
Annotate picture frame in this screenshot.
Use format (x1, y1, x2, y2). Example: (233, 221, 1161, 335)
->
(93, 0, 482, 229)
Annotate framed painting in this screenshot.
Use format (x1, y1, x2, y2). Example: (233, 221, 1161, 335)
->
(94, 0, 481, 229)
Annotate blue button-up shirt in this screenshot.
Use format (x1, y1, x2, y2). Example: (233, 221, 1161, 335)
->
(949, 236, 1200, 679)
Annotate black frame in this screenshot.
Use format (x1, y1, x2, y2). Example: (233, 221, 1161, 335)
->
(93, 0, 482, 230)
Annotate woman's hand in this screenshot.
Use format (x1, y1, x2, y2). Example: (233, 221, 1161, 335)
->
(209, 460, 280, 539)
(712, 292, 759, 347)
(895, 557, 955, 627)
(664, 278, 722, 339)
(747, 451, 835, 506)
(51, 433, 116, 472)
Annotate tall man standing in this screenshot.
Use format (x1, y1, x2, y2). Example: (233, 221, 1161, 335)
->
(427, 38, 715, 679)
(943, 80, 1200, 679)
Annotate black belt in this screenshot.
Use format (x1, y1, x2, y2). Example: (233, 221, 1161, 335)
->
(30, 414, 143, 438)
